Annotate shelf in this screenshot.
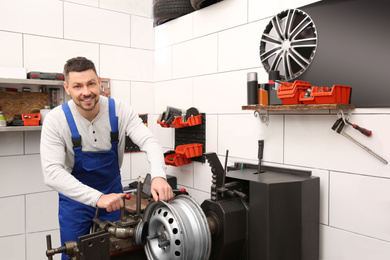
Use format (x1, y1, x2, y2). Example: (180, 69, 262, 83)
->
(0, 78, 63, 87)
(242, 103, 355, 111)
(0, 126, 42, 132)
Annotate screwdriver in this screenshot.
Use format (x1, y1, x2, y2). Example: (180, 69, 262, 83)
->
(345, 119, 372, 137)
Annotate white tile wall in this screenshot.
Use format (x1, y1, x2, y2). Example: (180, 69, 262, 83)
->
(121, 152, 131, 182)
(64, 3, 131, 47)
(165, 163, 194, 187)
(154, 78, 193, 114)
(26, 191, 59, 233)
(193, 69, 258, 114)
(130, 82, 154, 114)
(63, 0, 98, 8)
(0, 0, 63, 38)
(130, 152, 151, 180)
(0, 31, 23, 68)
(100, 0, 153, 17)
(280, 0, 322, 10)
(24, 131, 41, 155)
(205, 114, 218, 153)
(154, 13, 194, 49)
(330, 172, 390, 241)
(0, 155, 49, 197)
(218, 114, 284, 161)
(131, 16, 154, 50)
(172, 34, 218, 78)
(320, 225, 390, 260)
(23, 35, 100, 73)
(26, 230, 61, 260)
(248, 0, 283, 22)
(193, 0, 247, 38)
(2, 0, 390, 259)
(100, 45, 153, 81)
(110, 80, 131, 105)
(0, 234, 26, 260)
(154, 46, 172, 81)
(0, 132, 24, 156)
(193, 159, 213, 193)
(218, 20, 267, 72)
(0, 196, 25, 237)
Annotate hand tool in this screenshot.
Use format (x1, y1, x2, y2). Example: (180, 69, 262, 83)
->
(345, 119, 372, 137)
(332, 118, 388, 164)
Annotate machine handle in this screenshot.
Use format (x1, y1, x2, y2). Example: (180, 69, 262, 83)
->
(46, 235, 53, 260)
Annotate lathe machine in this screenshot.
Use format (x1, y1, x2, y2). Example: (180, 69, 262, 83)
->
(46, 151, 319, 260)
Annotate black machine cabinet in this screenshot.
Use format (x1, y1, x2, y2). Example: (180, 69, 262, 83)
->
(216, 165, 320, 260)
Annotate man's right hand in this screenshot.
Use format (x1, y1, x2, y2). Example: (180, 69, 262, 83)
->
(96, 193, 126, 212)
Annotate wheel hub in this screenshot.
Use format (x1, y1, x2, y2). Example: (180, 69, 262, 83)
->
(143, 195, 211, 260)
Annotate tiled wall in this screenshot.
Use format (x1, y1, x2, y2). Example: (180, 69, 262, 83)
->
(0, 0, 153, 259)
(1, 0, 390, 259)
(152, 0, 390, 259)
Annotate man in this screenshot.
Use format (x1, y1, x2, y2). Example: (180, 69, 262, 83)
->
(40, 57, 172, 259)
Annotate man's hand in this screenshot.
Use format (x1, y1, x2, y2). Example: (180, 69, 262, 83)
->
(151, 177, 173, 202)
(96, 193, 126, 212)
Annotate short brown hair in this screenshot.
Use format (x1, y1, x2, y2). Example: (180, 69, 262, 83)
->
(63, 57, 97, 82)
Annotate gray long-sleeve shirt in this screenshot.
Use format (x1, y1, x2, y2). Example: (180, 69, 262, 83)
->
(40, 96, 166, 207)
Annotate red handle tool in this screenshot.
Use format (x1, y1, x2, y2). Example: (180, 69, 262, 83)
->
(345, 120, 372, 137)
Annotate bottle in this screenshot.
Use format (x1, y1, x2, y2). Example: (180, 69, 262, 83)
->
(247, 72, 258, 105)
(0, 110, 6, 127)
(40, 106, 52, 125)
(258, 84, 269, 105)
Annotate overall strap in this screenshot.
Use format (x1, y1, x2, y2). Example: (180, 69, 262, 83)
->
(108, 98, 119, 143)
(62, 103, 82, 148)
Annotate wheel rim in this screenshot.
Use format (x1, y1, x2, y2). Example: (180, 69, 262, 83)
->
(144, 195, 211, 260)
(260, 9, 318, 81)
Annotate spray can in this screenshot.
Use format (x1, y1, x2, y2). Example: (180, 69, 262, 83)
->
(247, 72, 258, 105)
(0, 110, 6, 127)
(40, 106, 51, 125)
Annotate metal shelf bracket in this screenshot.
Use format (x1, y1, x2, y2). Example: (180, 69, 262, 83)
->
(254, 110, 269, 124)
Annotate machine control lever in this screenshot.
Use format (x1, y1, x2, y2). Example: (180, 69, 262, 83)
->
(256, 140, 265, 174)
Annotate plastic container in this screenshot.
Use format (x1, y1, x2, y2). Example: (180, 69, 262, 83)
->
(175, 143, 203, 158)
(0, 111, 6, 127)
(165, 153, 192, 167)
(40, 106, 51, 125)
(157, 115, 202, 128)
(22, 113, 41, 126)
(311, 85, 352, 104)
(164, 143, 203, 167)
(277, 80, 311, 105)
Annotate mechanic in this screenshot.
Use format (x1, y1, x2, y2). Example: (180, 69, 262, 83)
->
(40, 56, 173, 259)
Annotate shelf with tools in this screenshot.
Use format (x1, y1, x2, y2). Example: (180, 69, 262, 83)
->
(158, 107, 206, 167)
(242, 103, 355, 111)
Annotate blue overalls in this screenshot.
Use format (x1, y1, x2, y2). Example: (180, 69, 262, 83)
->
(59, 98, 122, 260)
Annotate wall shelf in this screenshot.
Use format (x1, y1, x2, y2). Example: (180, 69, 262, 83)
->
(0, 126, 42, 132)
(242, 103, 355, 111)
(0, 78, 63, 88)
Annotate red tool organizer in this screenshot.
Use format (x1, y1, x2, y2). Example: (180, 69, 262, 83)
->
(158, 113, 206, 167)
(277, 80, 352, 105)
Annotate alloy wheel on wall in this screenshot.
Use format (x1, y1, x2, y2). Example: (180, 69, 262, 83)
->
(260, 9, 318, 81)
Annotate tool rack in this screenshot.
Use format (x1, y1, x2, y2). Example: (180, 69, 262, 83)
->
(158, 113, 206, 167)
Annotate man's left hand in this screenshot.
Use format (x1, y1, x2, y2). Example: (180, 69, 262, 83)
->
(151, 177, 173, 202)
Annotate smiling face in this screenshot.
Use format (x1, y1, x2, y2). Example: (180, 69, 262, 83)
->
(63, 69, 101, 121)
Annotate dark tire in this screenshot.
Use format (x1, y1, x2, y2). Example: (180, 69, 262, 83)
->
(190, 0, 223, 10)
(153, 0, 195, 26)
